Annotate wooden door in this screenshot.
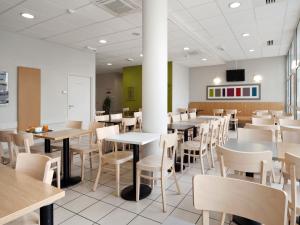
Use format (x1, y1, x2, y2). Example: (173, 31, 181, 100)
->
(18, 67, 41, 131)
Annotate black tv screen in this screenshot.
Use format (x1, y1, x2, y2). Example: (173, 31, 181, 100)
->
(226, 69, 245, 82)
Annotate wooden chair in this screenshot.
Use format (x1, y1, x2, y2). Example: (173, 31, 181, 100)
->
(252, 117, 274, 125)
(225, 109, 238, 131)
(178, 108, 188, 114)
(110, 113, 123, 120)
(95, 110, 105, 116)
(70, 122, 104, 181)
(189, 108, 197, 113)
(93, 125, 133, 196)
(222, 115, 231, 143)
(121, 117, 137, 133)
(269, 110, 283, 117)
(0, 130, 15, 166)
(133, 112, 142, 130)
(254, 110, 270, 116)
(189, 112, 197, 119)
(180, 113, 189, 121)
(244, 124, 280, 142)
(136, 132, 180, 212)
(171, 114, 181, 123)
(180, 123, 210, 174)
(283, 152, 300, 225)
(279, 119, 300, 127)
(95, 115, 109, 122)
(237, 128, 273, 142)
(11, 133, 61, 188)
(207, 120, 219, 168)
(193, 175, 288, 225)
(213, 109, 224, 116)
(217, 117, 226, 146)
(281, 126, 300, 144)
(6, 153, 55, 225)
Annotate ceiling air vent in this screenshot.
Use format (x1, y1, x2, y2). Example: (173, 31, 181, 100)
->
(266, 0, 276, 4)
(92, 0, 140, 16)
(267, 40, 274, 46)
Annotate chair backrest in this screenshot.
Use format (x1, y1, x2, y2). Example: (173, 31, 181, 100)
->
(180, 113, 189, 121)
(209, 120, 219, 146)
(122, 118, 137, 132)
(279, 119, 300, 127)
(217, 117, 226, 145)
(189, 112, 196, 119)
(167, 116, 172, 125)
(189, 108, 197, 113)
(133, 111, 142, 119)
(160, 131, 178, 170)
(244, 124, 279, 142)
(281, 126, 300, 144)
(110, 113, 122, 120)
(197, 123, 210, 152)
(216, 145, 272, 184)
(238, 128, 273, 142)
(95, 115, 109, 122)
(213, 109, 224, 116)
(96, 125, 119, 154)
(66, 120, 82, 129)
(178, 108, 187, 114)
(171, 114, 181, 123)
(87, 121, 104, 144)
(11, 133, 35, 154)
(252, 117, 274, 125)
(122, 107, 129, 112)
(193, 175, 288, 225)
(0, 130, 16, 165)
(16, 153, 54, 185)
(225, 109, 237, 116)
(269, 110, 283, 117)
(254, 110, 270, 116)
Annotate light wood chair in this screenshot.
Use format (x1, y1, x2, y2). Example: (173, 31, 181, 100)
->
(171, 114, 181, 123)
(213, 109, 224, 116)
(189, 112, 197, 119)
(237, 128, 273, 142)
(180, 113, 189, 121)
(70, 122, 104, 181)
(110, 113, 123, 120)
(222, 115, 231, 144)
(95, 110, 105, 116)
(193, 175, 288, 225)
(121, 117, 137, 133)
(283, 152, 300, 225)
(244, 123, 280, 142)
(0, 130, 15, 166)
(11, 133, 61, 188)
(254, 110, 270, 116)
(207, 120, 219, 168)
(136, 132, 180, 212)
(252, 117, 274, 125)
(180, 123, 210, 174)
(178, 108, 188, 114)
(269, 110, 284, 117)
(217, 117, 226, 146)
(95, 115, 109, 122)
(225, 109, 238, 131)
(133, 111, 142, 130)
(189, 108, 197, 113)
(279, 119, 300, 127)
(93, 125, 133, 196)
(281, 126, 300, 144)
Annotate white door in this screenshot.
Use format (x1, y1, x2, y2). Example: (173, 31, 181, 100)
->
(68, 75, 91, 129)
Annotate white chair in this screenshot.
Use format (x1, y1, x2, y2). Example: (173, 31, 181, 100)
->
(110, 113, 123, 120)
(189, 112, 197, 119)
(222, 115, 231, 143)
(180, 113, 189, 121)
(6, 153, 55, 225)
(193, 175, 288, 225)
(252, 117, 274, 125)
(213, 109, 224, 116)
(279, 119, 300, 127)
(122, 117, 137, 133)
(207, 120, 219, 168)
(178, 108, 187, 114)
(217, 117, 226, 146)
(237, 128, 273, 142)
(244, 124, 280, 142)
(225, 109, 238, 131)
(171, 114, 181, 123)
(254, 110, 270, 116)
(95, 111, 105, 116)
(136, 132, 180, 212)
(188, 108, 197, 113)
(281, 126, 300, 144)
(180, 123, 210, 174)
(269, 110, 283, 117)
(93, 125, 133, 196)
(133, 111, 142, 130)
(95, 115, 109, 122)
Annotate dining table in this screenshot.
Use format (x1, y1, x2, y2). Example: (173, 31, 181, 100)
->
(0, 164, 65, 225)
(33, 128, 89, 188)
(105, 132, 160, 201)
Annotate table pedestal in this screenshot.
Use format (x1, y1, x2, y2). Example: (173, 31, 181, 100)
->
(40, 204, 53, 225)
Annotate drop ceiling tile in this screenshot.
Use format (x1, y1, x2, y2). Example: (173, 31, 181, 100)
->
(168, 0, 184, 12)
(216, 0, 253, 14)
(0, 0, 25, 14)
(170, 9, 195, 23)
(224, 10, 255, 27)
(255, 1, 286, 20)
(178, 0, 214, 9)
(75, 4, 114, 22)
(188, 2, 222, 20)
(47, 0, 90, 9)
(262, 46, 280, 57)
(122, 13, 142, 26)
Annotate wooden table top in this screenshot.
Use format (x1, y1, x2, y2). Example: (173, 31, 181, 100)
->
(168, 124, 195, 131)
(33, 128, 89, 141)
(0, 165, 65, 224)
(105, 132, 160, 145)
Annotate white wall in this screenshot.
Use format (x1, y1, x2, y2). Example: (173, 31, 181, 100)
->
(190, 56, 286, 102)
(0, 30, 95, 129)
(96, 72, 122, 113)
(172, 63, 190, 112)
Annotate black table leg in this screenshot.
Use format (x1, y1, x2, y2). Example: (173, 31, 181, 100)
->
(232, 172, 261, 225)
(45, 139, 51, 153)
(60, 138, 81, 188)
(193, 126, 197, 138)
(121, 144, 152, 201)
(40, 204, 53, 225)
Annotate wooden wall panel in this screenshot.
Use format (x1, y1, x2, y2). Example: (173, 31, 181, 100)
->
(18, 67, 41, 131)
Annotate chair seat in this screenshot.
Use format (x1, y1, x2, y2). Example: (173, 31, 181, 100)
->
(137, 155, 173, 172)
(6, 212, 39, 225)
(181, 141, 201, 151)
(70, 143, 98, 153)
(102, 151, 133, 164)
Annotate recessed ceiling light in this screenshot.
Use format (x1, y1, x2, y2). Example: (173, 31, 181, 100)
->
(99, 39, 107, 44)
(242, 33, 250, 37)
(202, 58, 208, 61)
(67, 9, 76, 14)
(21, 12, 34, 19)
(140, 53, 143, 57)
(249, 49, 255, 52)
(183, 47, 190, 51)
(229, 2, 241, 8)
(107, 63, 112, 66)
(127, 58, 134, 61)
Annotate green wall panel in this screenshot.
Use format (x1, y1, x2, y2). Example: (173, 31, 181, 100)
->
(123, 62, 172, 112)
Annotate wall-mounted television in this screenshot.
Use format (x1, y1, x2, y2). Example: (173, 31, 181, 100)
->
(226, 69, 245, 82)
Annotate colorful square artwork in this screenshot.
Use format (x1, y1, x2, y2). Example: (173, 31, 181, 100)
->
(207, 84, 260, 100)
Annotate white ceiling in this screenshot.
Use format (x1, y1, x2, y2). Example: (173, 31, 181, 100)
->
(0, 0, 299, 73)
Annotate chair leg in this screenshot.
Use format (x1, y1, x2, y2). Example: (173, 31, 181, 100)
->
(136, 169, 141, 202)
(172, 168, 180, 194)
(89, 152, 93, 169)
(80, 153, 85, 181)
(180, 149, 184, 174)
(200, 156, 205, 175)
(210, 146, 215, 168)
(93, 160, 102, 191)
(56, 159, 61, 189)
(161, 175, 167, 213)
(290, 208, 296, 225)
(115, 164, 120, 197)
(221, 213, 226, 225)
(188, 151, 190, 168)
(206, 153, 211, 169)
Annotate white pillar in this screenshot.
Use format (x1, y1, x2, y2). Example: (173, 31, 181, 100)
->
(142, 0, 168, 155)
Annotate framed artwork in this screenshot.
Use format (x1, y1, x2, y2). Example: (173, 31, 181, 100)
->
(207, 84, 261, 100)
(0, 71, 8, 105)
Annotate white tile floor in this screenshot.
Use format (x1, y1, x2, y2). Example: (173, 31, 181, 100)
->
(51, 131, 278, 224)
